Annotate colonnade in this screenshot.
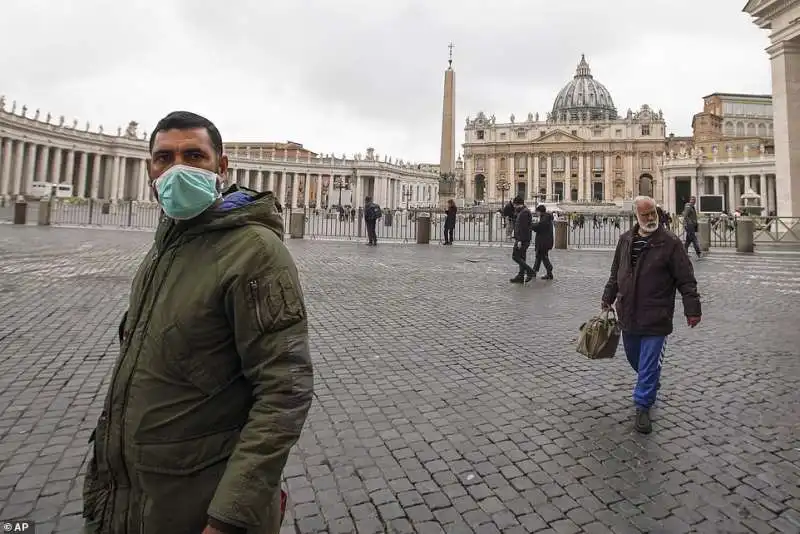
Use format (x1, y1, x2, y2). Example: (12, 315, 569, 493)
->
(662, 173, 777, 215)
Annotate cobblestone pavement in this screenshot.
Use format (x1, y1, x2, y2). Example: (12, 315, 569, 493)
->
(0, 226, 798, 534)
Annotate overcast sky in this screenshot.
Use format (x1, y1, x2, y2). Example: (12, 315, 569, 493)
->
(0, 0, 771, 163)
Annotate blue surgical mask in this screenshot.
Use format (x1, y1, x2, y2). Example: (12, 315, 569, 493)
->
(155, 164, 221, 220)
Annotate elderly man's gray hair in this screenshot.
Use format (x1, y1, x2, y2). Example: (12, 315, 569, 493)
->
(633, 195, 656, 210)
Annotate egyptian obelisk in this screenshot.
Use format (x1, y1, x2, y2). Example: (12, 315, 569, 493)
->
(439, 43, 456, 180)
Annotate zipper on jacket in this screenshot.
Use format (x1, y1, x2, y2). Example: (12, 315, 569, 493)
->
(249, 280, 265, 331)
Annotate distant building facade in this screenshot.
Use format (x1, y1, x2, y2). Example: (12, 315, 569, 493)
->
(462, 55, 667, 206)
(660, 93, 777, 214)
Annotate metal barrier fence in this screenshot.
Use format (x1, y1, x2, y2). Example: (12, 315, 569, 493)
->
(2, 200, 797, 250)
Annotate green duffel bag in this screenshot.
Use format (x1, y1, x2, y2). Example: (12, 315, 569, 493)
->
(576, 309, 621, 360)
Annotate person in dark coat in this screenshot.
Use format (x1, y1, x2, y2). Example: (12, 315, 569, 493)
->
(443, 199, 457, 245)
(510, 196, 535, 284)
(530, 204, 554, 280)
(602, 195, 701, 434)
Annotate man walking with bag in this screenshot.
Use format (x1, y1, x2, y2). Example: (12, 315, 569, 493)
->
(601, 196, 701, 434)
(530, 204, 554, 280)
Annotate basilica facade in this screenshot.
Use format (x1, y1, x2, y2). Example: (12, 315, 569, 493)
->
(461, 55, 667, 206)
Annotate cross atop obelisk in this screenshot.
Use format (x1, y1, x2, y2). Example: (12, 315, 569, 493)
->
(448, 41, 454, 69)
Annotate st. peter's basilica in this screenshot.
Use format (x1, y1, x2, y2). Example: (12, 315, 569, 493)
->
(461, 55, 667, 206)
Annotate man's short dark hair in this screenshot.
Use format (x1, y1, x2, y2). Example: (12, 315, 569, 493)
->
(513, 195, 523, 204)
(365, 196, 372, 202)
(536, 204, 547, 213)
(149, 111, 223, 156)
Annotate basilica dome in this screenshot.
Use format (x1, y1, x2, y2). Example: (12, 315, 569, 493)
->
(551, 55, 617, 121)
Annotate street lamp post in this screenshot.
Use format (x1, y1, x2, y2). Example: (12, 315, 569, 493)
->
(333, 176, 345, 208)
(496, 178, 510, 206)
(402, 186, 413, 211)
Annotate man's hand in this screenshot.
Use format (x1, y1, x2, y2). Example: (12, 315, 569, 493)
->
(515, 241, 521, 249)
(687, 316, 701, 328)
(201, 526, 226, 534)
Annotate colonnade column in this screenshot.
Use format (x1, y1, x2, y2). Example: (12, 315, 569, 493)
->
(36, 146, 50, 182)
(76, 152, 88, 198)
(577, 152, 584, 201)
(90, 154, 102, 199)
(759, 174, 768, 210)
(51, 148, 63, 184)
(64, 150, 75, 190)
(137, 159, 148, 201)
(545, 154, 553, 201)
(23, 143, 36, 194)
(0, 139, 12, 197)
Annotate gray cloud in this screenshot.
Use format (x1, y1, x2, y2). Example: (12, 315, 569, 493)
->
(0, 0, 772, 162)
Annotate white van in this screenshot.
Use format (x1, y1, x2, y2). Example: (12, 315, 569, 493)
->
(30, 181, 72, 199)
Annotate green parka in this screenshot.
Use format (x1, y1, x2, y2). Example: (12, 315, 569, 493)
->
(82, 188, 314, 534)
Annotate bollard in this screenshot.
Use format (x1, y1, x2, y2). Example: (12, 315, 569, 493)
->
(12, 196, 27, 225)
(38, 199, 52, 226)
(698, 219, 710, 252)
(416, 213, 431, 244)
(736, 217, 755, 253)
(289, 211, 305, 239)
(554, 220, 569, 249)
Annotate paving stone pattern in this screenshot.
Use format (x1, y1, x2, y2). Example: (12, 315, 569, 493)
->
(0, 226, 798, 534)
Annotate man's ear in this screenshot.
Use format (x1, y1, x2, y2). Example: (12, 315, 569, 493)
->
(218, 153, 229, 176)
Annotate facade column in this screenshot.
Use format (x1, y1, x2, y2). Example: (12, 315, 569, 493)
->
(64, 150, 75, 192)
(76, 152, 89, 198)
(117, 157, 128, 200)
(577, 152, 585, 201)
(545, 154, 553, 201)
(303, 174, 311, 207)
(767, 40, 800, 216)
(713, 176, 720, 196)
(36, 145, 50, 183)
(526, 154, 534, 201)
(110, 156, 121, 200)
(690, 174, 698, 198)
(91, 155, 102, 199)
(11, 141, 25, 195)
(604, 154, 613, 201)
(137, 159, 148, 201)
(278, 172, 287, 206)
(51, 148, 63, 184)
(760, 173, 768, 211)
(267, 171, 275, 192)
(291, 172, 300, 208)
(24, 143, 37, 194)
(0, 138, 13, 197)
(727, 175, 734, 212)
(487, 158, 496, 201)
(532, 154, 540, 197)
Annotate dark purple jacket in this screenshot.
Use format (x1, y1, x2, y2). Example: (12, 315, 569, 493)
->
(602, 225, 701, 336)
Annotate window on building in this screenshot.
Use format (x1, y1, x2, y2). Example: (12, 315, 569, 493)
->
(553, 155, 565, 170)
(615, 155, 622, 169)
(641, 124, 650, 136)
(516, 155, 526, 170)
(615, 129, 622, 137)
(724, 122, 735, 136)
(500, 158, 507, 171)
(539, 130, 546, 137)
(571, 130, 577, 136)
(517, 129, 526, 139)
(640, 154, 651, 170)
(593, 154, 603, 169)
(736, 122, 745, 136)
(500, 132, 506, 140)
(476, 157, 485, 171)
(571, 156, 578, 170)
(593, 128, 602, 136)
(554, 182, 564, 202)
(476, 130, 485, 140)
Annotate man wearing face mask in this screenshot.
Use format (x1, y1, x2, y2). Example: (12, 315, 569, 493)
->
(82, 111, 314, 534)
(601, 196, 701, 434)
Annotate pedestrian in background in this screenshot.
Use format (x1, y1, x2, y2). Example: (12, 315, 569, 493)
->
(509, 196, 536, 284)
(530, 204, 554, 280)
(443, 199, 457, 245)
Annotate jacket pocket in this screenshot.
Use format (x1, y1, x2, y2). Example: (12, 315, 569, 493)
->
(163, 323, 242, 396)
(248, 269, 305, 334)
(82, 420, 110, 525)
(134, 430, 240, 534)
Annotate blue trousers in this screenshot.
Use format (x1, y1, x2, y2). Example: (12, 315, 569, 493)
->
(622, 333, 667, 410)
